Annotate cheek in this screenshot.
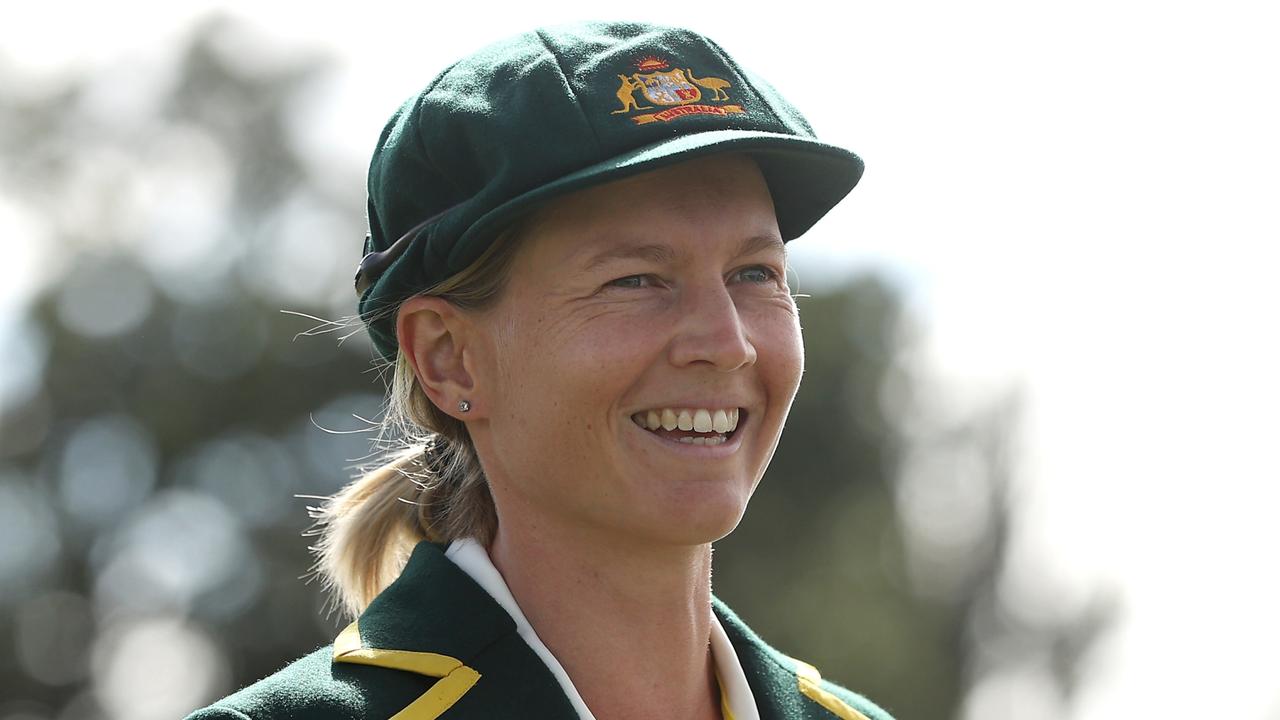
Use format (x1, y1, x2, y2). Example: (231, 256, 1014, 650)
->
(749, 305, 805, 396)
(787, 320, 805, 384)
(493, 305, 642, 428)
(780, 328, 805, 405)
(524, 303, 662, 375)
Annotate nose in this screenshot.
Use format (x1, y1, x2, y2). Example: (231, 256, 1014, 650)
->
(667, 279, 757, 371)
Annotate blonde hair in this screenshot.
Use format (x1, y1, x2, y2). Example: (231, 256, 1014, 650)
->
(309, 220, 527, 619)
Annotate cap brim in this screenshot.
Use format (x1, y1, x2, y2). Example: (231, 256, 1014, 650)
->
(446, 129, 864, 272)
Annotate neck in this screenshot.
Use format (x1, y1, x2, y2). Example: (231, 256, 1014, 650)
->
(489, 518, 722, 720)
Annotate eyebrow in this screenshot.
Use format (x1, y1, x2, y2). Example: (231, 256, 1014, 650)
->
(578, 234, 785, 272)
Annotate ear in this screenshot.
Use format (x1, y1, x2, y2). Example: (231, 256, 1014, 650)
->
(396, 294, 483, 421)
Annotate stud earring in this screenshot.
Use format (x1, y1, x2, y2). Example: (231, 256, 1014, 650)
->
(457, 399, 471, 413)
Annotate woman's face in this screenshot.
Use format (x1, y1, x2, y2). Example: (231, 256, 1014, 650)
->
(469, 153, 804, 546)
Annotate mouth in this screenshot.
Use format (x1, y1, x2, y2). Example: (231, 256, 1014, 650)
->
(629, 407, 745, 447)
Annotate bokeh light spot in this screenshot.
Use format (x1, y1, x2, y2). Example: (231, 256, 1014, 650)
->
(91, 616, 228, 720)
(54, 257, 154, 339)
(93, 489, 248, 616)
(58, 414, 158, 529)
(178, 431, 299, 528)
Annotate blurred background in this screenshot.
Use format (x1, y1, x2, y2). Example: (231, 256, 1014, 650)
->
(1, 2, 1277, 719)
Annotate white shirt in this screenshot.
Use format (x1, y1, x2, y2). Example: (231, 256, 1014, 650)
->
(446, 537, 760, 720)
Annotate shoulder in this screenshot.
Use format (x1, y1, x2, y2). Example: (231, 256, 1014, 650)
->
(712, 598, 896, 720)
(796, 657, 896, 720)
(183, 646, 338, 720)
(182, 644, 427, 720)
(768, 650, 896, 720)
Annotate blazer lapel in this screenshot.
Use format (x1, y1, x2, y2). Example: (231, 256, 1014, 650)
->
(332, 541, 578, 720)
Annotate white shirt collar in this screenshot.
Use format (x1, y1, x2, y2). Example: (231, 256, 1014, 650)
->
(445, 537, 760, 720)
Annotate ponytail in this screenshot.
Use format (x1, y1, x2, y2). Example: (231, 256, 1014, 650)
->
(309, 219, 528, 619)
(308, 443, 432, 620)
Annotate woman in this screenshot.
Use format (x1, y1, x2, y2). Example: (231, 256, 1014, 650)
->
(187, 20, 893, 720)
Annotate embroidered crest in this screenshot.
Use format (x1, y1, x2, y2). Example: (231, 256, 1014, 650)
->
(611, 56, 743, 125)
(637, 69, 702, 105)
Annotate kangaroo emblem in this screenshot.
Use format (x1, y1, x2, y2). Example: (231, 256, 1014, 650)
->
(612, 75, 654, 114)
(608, 57, 745, 125)
(683, 69, 731, 101)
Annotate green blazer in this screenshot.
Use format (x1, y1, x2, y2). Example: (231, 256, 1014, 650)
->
(185, 541, 893, 720)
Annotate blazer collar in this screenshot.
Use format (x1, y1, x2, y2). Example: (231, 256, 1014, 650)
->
(334, 540, 870, 720)
(345, 540, 516, 658)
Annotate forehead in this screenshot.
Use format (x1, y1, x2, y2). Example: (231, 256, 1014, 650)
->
(514, 153, 782, 270)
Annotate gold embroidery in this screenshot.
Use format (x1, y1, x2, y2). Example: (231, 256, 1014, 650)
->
(610, 57, 743, 125)
(611, 74, 654, 114)
(631, 104, 744, 125)
(683, 68, 731, 101)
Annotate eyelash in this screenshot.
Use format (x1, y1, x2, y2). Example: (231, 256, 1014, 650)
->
(606, 265, 781, 290)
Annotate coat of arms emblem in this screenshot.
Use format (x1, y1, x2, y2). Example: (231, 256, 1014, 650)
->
(636, 69, 701, 105)
(611, 56, 743, 125)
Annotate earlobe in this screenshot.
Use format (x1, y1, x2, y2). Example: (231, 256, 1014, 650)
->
(396, 295, 479, 420)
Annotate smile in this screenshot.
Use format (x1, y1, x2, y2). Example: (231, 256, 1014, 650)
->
(629, 407, 743, 446)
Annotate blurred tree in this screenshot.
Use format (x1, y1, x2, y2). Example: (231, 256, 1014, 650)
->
(0, 15, 378, 720)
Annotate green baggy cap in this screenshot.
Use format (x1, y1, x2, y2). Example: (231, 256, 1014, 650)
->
(356, 20, 864, 361)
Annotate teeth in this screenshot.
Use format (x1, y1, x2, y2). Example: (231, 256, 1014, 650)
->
(631, 407, 743, 435)
(678, 435, 726, 445)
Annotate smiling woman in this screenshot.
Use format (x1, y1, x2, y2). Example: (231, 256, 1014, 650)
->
(448, 155, 801, 552)
(186, 20, 892, 720)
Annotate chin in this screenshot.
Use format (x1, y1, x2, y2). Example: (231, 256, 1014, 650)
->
(633, 483, 753, 547)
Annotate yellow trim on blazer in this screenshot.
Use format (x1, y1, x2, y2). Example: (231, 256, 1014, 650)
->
(332, 621, 482, 720)
(794, 659, 870, 720)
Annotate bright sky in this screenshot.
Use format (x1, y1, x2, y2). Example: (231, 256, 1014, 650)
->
(4, 1, 1279, 718)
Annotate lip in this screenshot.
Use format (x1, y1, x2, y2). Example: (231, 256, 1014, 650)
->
(625, 408, 750, 459)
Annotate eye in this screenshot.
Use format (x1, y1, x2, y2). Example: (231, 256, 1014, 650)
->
(731, 265, 782, 285)
(606, 274, 658, 290)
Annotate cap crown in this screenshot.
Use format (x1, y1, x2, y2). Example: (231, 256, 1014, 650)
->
(360, 21, 863, 361)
